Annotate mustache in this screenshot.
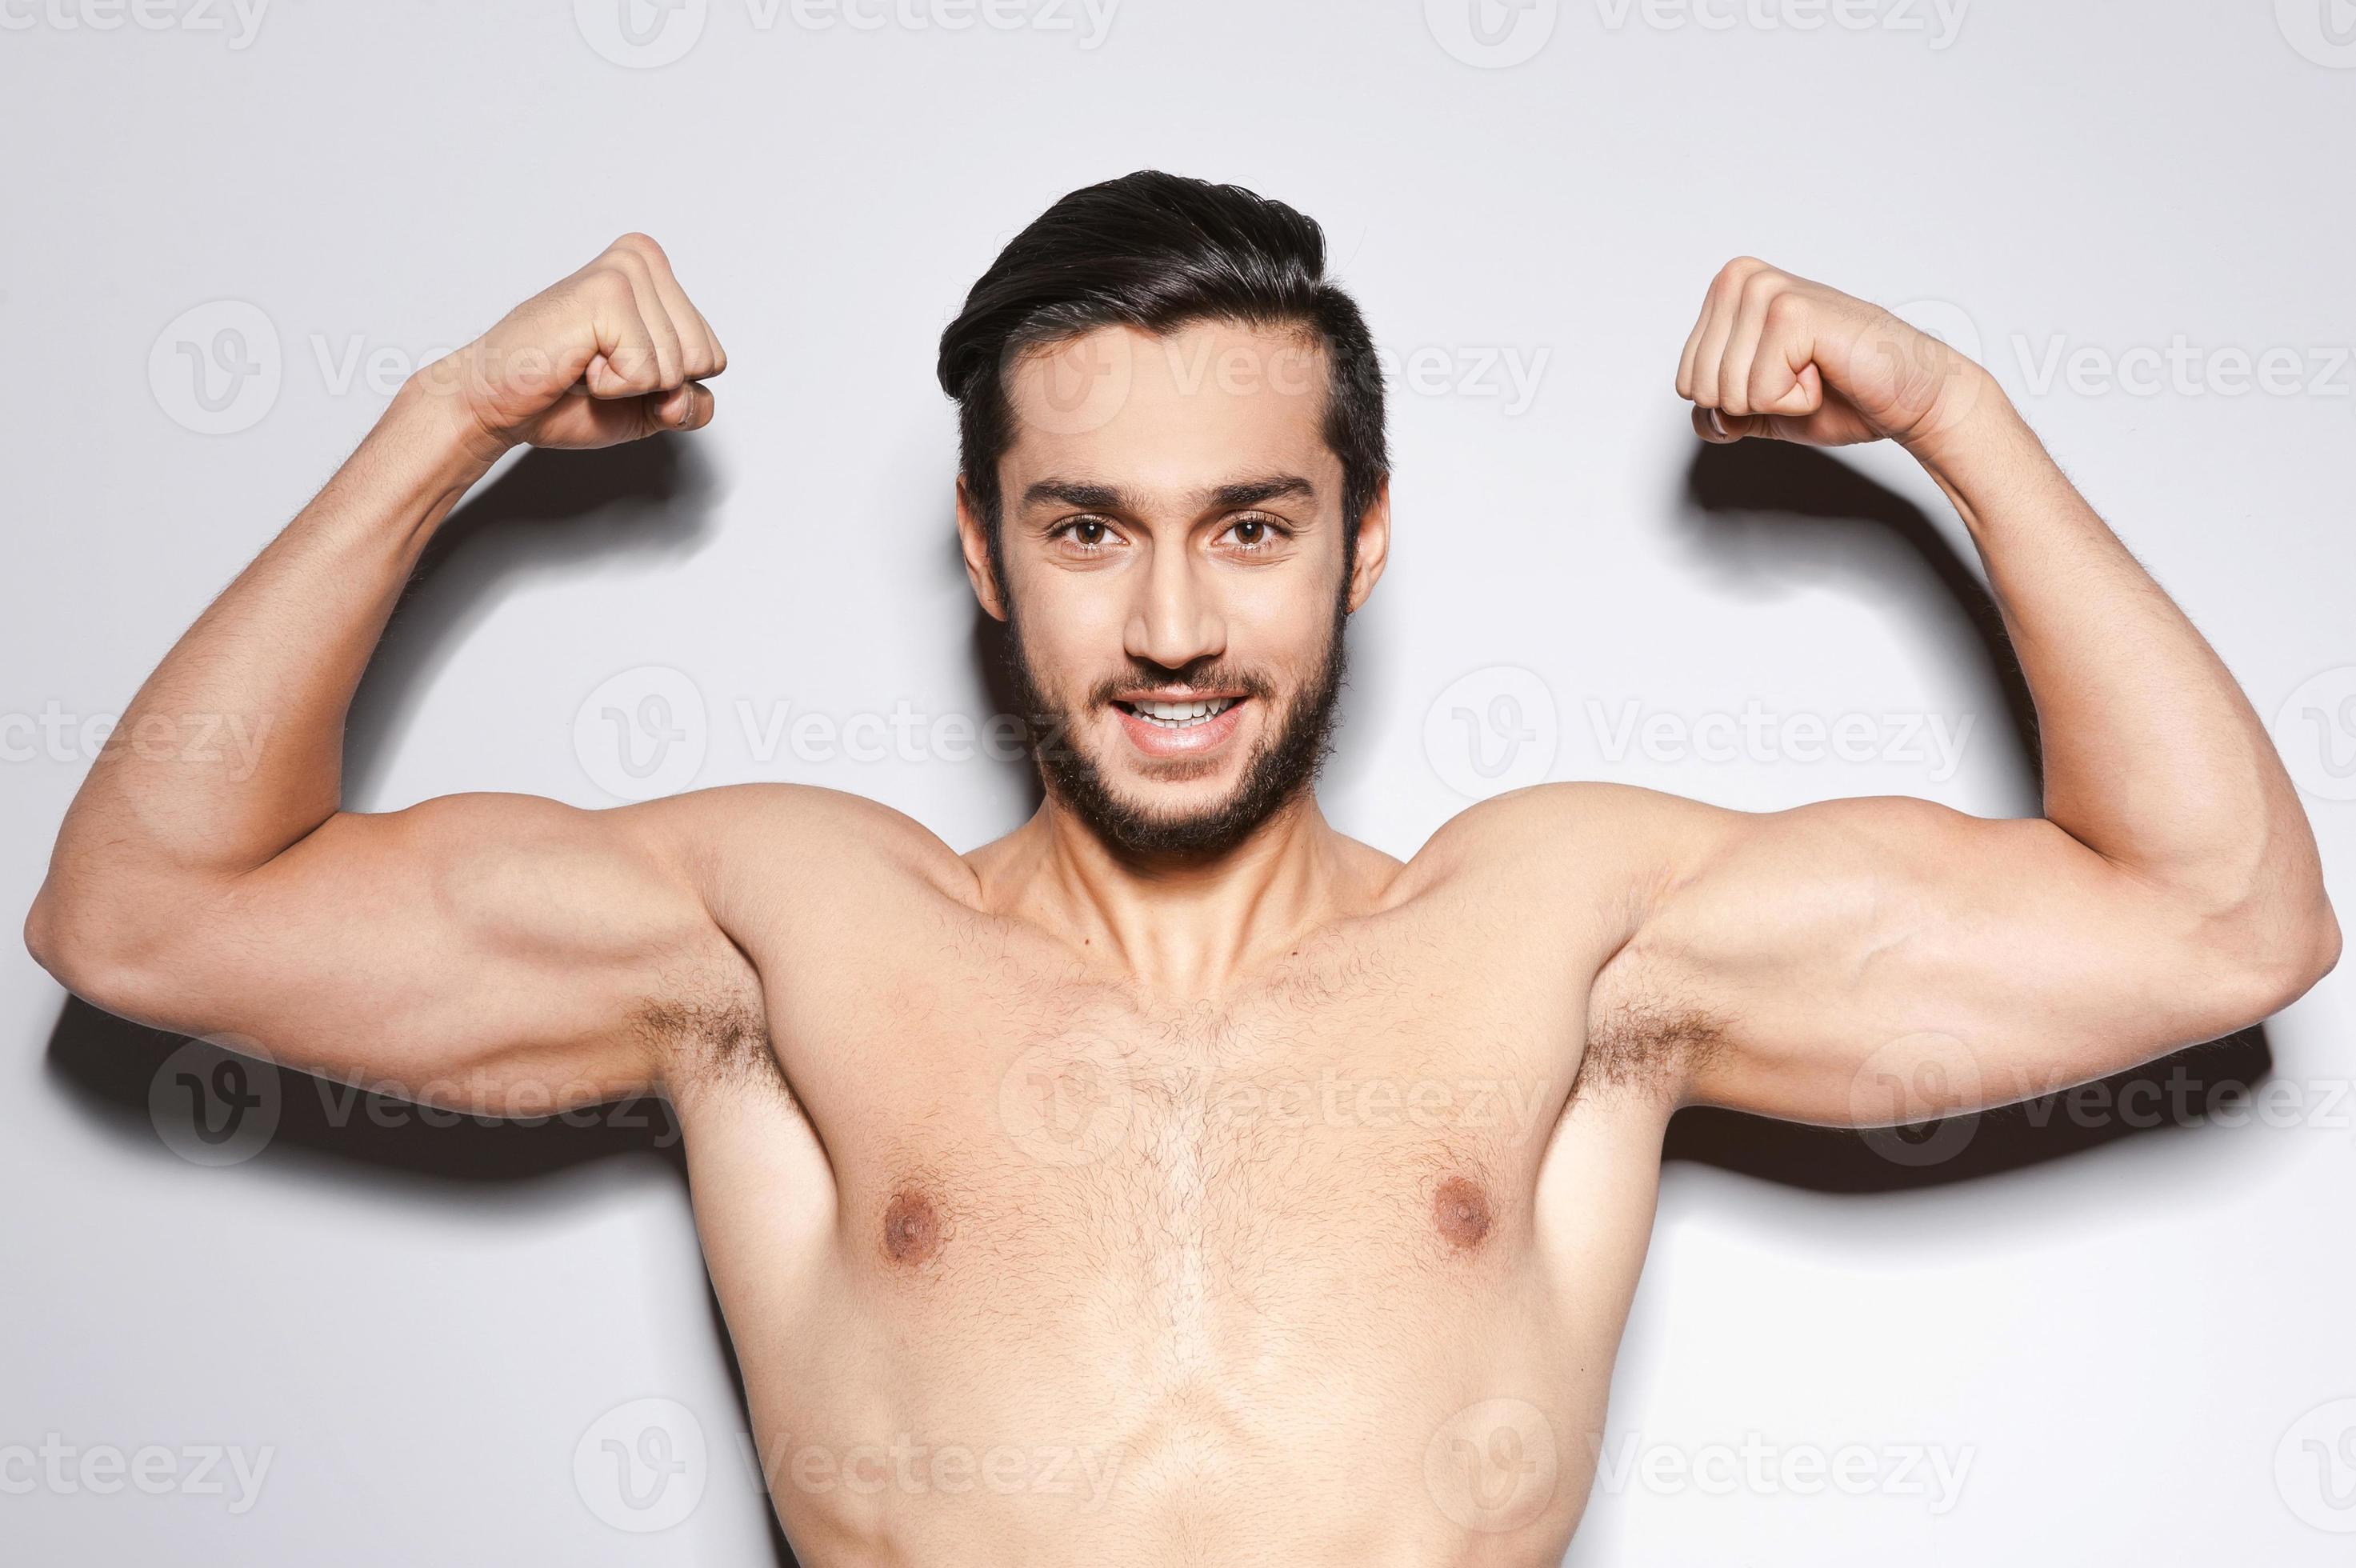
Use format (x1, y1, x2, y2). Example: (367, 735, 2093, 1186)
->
(1084, 662, 1280, 707)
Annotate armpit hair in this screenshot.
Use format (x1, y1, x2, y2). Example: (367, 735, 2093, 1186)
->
(1578, 952, 1728, 1101)
(636, 978, 788, 1101)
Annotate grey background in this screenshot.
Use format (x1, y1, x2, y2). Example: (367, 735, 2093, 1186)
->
(5, 0, 2354, 1562)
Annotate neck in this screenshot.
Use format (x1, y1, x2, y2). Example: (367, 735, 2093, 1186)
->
(976, 787, 1372, 998)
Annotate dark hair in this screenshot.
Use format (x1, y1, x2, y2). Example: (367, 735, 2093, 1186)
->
(936, 170, 1389, 583)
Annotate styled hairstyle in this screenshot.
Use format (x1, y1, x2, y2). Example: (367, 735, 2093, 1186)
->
(935, 170, 1389, 583)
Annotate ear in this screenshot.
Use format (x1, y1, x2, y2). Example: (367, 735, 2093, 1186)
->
(954, 475, 1008, 622)
(1344, 477, 1391, 614)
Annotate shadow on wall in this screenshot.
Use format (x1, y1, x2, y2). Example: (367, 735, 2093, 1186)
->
(1658, 435, 2273, 1190)
(39, 435, 801, 1568)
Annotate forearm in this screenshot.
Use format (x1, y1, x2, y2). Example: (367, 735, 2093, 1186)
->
(1914, 382, 2331, 934)
(34, 383, 490, 927)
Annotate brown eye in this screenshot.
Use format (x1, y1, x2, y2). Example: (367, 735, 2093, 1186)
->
(1224, 515, 1285, 551)
(1074, 520, 1108, 546)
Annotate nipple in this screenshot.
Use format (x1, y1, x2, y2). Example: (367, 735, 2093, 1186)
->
(1433, 1174, 1493, 1252)
(882, 1187, 945, 1265)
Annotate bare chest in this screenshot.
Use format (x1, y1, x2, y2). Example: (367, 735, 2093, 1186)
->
(774, 923, 1581, 1338)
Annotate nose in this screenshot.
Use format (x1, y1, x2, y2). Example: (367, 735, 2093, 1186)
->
(1123, 541, 1226, 670)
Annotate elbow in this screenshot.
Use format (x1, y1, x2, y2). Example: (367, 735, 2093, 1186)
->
(2211, 881, 2341, 1024)
(23, 882, 173, 1021)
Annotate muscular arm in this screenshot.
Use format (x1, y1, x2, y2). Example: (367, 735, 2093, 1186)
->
(1508, 261, 2338, 1125)
(22, 235, 751, 1112)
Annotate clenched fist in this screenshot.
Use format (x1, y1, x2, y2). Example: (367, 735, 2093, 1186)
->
(1676, 258, 1988, 453)
(414, 233, 726, 459)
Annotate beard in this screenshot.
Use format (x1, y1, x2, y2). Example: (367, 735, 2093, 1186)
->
(1001, 596, 1350, 859)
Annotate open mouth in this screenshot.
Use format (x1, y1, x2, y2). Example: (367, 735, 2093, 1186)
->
(1114, 696, 1244, 730)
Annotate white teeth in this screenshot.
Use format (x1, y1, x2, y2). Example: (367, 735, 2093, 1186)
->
(1130, 697, 1238, 728)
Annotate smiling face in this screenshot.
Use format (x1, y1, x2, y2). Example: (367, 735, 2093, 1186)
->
(958, 318, 1390, 857)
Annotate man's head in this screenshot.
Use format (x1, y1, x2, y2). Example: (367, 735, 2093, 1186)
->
(937, 170, 1391, 858)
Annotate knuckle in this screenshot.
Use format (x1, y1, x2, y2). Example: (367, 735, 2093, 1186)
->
(584, 267, 635, 307)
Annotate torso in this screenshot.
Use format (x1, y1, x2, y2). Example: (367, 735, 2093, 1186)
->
(667, 796, 1682, 1566)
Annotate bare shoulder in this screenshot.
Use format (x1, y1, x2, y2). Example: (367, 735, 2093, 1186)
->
(640, 782, 978, 903)
(1389, 782, 1750, 1099)
(1388, 781, 1738, 910)
(617, 783, 981, 1089)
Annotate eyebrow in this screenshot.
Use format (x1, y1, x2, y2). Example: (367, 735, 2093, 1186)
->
(1018, 474, 1318, 514)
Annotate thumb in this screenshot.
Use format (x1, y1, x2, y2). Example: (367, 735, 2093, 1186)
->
(1694, 406, 1773, 442)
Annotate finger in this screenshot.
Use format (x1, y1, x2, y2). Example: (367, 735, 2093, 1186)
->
(1692, 406, 1772, 443)
(607, 249, 686, 391)
(580, 270, 665, 399)
(643, 381, 714, 435)
(628, 238, 725, 381)
(1688, 282, 1743, 410)
(1749, 353, 1822, 420)
(1676, 293, 1714, 401)
(1715, 270, 1784, 417)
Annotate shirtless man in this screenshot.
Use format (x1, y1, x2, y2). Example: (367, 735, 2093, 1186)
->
(26, 170, 2340, 1563)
